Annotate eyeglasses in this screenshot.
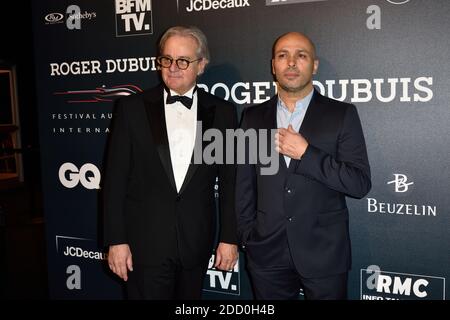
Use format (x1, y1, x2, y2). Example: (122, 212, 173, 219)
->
(156, 56, 202, 70)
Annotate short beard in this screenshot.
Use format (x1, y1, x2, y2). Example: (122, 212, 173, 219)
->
(279, 82, 307, 93)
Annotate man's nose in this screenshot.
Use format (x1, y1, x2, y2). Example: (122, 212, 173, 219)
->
(169, 61, 179, 72)
(288, 56, 296, 67)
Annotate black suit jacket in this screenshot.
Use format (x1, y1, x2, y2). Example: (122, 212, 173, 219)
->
(236, 90, 371, 278)
(103, 85, 237, 268)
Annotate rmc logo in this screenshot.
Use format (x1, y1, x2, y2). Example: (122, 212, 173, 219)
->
(58, 162, 101, 189)
(361, 265, 445, 300)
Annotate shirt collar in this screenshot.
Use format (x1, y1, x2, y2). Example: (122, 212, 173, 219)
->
(277, 88, 314, 113)
(167, 85, 197, 98)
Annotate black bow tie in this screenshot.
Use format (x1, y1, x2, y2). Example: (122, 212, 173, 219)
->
(166, 93, 193, 109)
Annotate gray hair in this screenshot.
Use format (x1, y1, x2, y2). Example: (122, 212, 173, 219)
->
(159, 26, 210, 63)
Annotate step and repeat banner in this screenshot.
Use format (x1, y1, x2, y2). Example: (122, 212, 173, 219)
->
(32, 0, 449, 300)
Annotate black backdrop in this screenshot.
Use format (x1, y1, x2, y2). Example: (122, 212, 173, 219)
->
(32, 0, 449, 300)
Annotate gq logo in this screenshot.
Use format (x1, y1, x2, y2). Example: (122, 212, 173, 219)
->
(204, 253, 240, 295)
(360, 265, 445, 300)
(115, 0, 153, 36)
(59, 162, 101, 189)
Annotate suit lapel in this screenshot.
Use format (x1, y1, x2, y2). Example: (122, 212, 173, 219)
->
(288, 89, 321, 172)
(178, 88, 216, 195)
(263, 96, 278, 130)
(144, 86, 177, 191)
(298, 89, 322, 141)
(265, 96, 288, 173)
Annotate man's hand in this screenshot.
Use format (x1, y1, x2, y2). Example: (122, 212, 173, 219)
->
(275, 125, 308, 159)
(108, 244, 133, 281)
(214, 242, 238, 271)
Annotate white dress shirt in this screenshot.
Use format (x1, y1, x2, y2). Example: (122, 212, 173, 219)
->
(276, 89, 314, 167)
(164, 86, 198, 192)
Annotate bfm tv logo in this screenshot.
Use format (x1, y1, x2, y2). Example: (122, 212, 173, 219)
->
(203, 253, 240, 295)
(59, 162, 101, 189)
(115, 0, 153, 37)
(361, 265, 445, 300)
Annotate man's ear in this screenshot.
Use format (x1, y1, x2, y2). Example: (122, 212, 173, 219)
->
(313, 59, 319, 75)
(197, 59, 208, 76)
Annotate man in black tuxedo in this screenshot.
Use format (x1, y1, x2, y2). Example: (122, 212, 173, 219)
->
(103, 26, 238, 299)
(236, 32, 371, 300)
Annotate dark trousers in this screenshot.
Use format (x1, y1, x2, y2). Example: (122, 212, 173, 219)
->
(126, 256, 209, 300)
(248, 245, 348, 300)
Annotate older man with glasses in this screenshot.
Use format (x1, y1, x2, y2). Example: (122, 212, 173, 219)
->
(103, 25, 238, 299)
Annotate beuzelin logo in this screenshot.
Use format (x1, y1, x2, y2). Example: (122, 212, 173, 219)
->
(387, 174, 414, 193)
(367, 173, 437, 217)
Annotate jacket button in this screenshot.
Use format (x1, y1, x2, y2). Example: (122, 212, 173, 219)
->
(287, 217, 293, 222)
(176, 196, 181, 202)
